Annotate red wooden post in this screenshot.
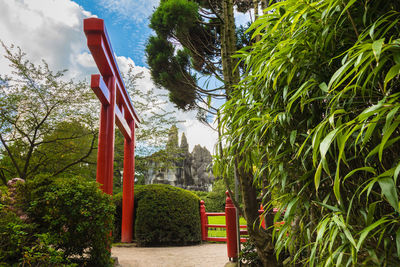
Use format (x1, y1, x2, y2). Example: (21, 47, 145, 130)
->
(225, 191, 238, 261)
(259, 204, 266, 229)
(200, 200, 207, 241)
(96, 76, 116, 195)
(84, 18, 140, 243)
(121, 120, 135, 242)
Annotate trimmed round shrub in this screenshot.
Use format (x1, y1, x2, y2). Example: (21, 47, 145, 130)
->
(134, 184, 201, 246)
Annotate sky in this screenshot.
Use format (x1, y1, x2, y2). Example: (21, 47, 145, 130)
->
(0, 0, 247, 154)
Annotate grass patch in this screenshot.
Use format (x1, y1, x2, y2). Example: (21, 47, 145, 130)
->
(207, 216, 247, 238)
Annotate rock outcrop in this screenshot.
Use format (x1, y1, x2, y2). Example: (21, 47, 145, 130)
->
(146, 128, 215, 191)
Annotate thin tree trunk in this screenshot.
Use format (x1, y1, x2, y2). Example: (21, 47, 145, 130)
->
(221, 0, 240, 97)
(235, 158, 279, 267)
(261, 0, 267, 14)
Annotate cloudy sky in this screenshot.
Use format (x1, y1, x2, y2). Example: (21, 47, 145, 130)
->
(0, 0, 240, 153)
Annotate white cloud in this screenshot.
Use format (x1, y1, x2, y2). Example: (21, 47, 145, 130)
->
(235, 6, 252, 26)
(0, 0, 217, 153)
(99, 0, 160, 24)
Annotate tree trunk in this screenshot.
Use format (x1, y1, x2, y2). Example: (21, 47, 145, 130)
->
(221, 0, 240, 97)
(221, 1, 278, 265)
(236, 159, 279, 267)
(261, 0, 267, 14)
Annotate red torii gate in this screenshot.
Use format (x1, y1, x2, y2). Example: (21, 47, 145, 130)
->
(83, 18, 140, 242)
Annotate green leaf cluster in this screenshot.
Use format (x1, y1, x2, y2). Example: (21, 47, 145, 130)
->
(216, 0, 400, 265)
(15, 174, 115, 265)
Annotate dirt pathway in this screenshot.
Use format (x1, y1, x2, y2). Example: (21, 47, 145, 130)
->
(112, 243, 229, 267)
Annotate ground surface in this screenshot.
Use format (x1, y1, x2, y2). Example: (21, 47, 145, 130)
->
(112, 243, 228, 267)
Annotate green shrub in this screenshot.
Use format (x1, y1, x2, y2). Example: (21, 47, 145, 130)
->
(19, 175, 115, 266)
(0, 204, 33, 264)
(203, 179, 226, 212)
(112, 185, 144, 242)
(134, 184, 201, 246)
(112, 192, 123, 242)
(21, 233, 75, 266)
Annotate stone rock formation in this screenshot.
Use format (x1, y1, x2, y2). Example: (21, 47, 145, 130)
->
(146, 129, 215, 191)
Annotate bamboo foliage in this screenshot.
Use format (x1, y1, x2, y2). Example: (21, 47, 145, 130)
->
(215, 0, 400, 265)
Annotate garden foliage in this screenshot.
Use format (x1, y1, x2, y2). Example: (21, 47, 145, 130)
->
(1, 175, 114, 266)
(134, 184, 201, 246)
(216, 0, 400, 265)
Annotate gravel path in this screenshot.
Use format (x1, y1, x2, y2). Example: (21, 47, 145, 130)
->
(112, 243, 229, 267)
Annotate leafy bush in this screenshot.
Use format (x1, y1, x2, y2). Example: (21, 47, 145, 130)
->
(203, 179, 226, 212)
(21, 233, 74, 266)
(18, 175, 115, 266)
(0, 203, 33, 264)
(134, 184, 201, 246)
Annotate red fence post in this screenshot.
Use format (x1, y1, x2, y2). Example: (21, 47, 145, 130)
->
(225, 191, 238, 261)
(259, 204, 266, 229)
(200, 200, 207, 241)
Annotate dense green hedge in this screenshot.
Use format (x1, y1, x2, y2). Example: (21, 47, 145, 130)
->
(134, 184, 201, 246)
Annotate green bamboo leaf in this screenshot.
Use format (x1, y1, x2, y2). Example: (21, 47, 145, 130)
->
(384, 64, 400, 90)
(320, 128, 340, 159)
(316, 217, 329, 244)
(290, 130, 297, 147)
(314, 201, 341, 213)
(357, 217, 389, 250)
(343, 167, 376, 181)
(372, 38, 384, 62)
(315, 162, 322, 191)
(367, 202, 378, 226)
(283, 197, 298, 221)
(366, 136, 400, 162)
(332, 215, 357, 248)
(333, 171, 341, 203)
(328, 61, 352, 89)
(396, 228, 400, 259)
(394, 162, 400, 185)
(378, 177, 399, 212)
(358, 102, 383, 121)
(379, 116, 400, 162)
(319, 82, 328, 93)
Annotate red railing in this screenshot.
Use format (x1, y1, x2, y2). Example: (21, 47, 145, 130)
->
(200, 192, 282, 261)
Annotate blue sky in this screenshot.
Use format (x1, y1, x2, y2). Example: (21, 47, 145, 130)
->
(0, 0, 250, 152)
(73, 0, 158, 67)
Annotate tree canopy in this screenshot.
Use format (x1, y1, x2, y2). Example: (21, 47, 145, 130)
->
(146, 0, 262, 116)
(0, 44, 97, 182)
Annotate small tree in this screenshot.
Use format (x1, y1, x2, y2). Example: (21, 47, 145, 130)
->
(0, 43, 97, 182)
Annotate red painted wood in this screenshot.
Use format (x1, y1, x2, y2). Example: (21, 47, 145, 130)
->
(96, 76, 116, 195)
(200, 200, 207, 241)
(91, 74, 110, 105)
(205, 212, 225, 216)
(121, 120, 135, 242)
(84, 18, 140, 243)
(225, 191, 238, 260)
(115, 105, 131, 140)
(206, 237, 227, 242)
(206, 224, 226, 228)
(84, 18, 140, 125)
